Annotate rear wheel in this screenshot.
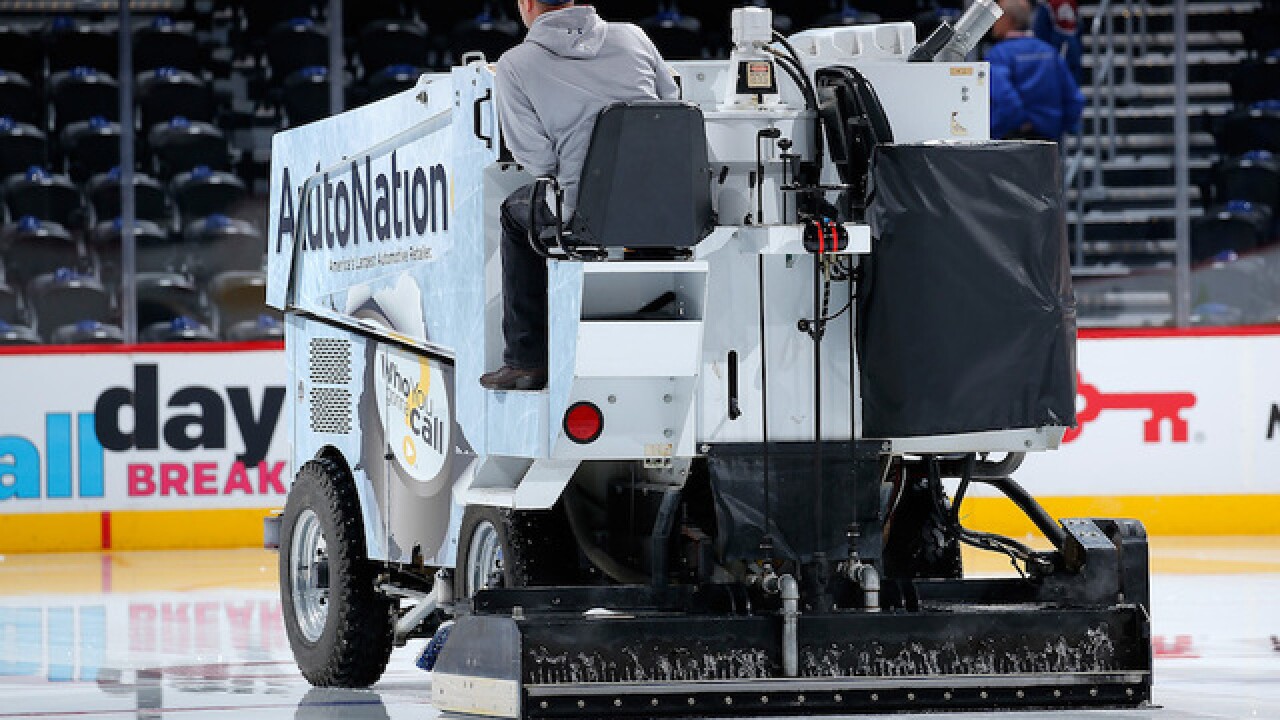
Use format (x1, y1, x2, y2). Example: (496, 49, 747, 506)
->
(280, 457, 395, 687)
(455, 504, 577, 600)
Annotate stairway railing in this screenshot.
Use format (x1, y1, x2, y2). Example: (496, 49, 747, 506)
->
(1064, 0, 1150, 268)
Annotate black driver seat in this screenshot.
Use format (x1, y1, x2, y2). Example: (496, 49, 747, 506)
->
(528, 101, 715, 259)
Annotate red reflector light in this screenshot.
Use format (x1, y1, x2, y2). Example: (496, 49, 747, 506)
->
(564, 402, 604, 444)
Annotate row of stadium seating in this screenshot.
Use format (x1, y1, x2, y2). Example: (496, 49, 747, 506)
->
(1190, 2, 1280, 325)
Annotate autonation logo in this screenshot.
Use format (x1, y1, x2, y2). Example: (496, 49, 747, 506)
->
(274, 150, 450, 254)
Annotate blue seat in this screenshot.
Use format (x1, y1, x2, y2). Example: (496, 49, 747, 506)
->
(4, 168, 83, 229)
(267, 17, 329, 83)
(136, 271, 203, 328)
(51, 319, 124, 344)
(358, 18, 430, 77)
(0, 117, 46, 179)
(0, 70, 39, 126)
(2, 216, 81, 288)
(138, 67, 215, 131)
(171, 165, 248, 224)
(141, 315, 217, 343)
(134, 16, 201, 74)
(184, 214, 264, 281)
(50, 67, 119, 134)
(27, 268, 113, 341)
(45, 17, 117, 75)
(148, 116, 230, 179)
(86, 167, 171, 225)
(60, 116, 121, 182)
(0, 319, 40, 345)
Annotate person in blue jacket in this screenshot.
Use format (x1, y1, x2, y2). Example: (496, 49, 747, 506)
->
(986, 0, 1085, 142)
(1033, 0, 1084, 84)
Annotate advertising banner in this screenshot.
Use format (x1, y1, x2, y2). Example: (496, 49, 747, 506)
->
(0, 345, 288, 518)
(1020, 330, 1280, 497)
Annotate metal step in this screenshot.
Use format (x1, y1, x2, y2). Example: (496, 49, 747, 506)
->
(1080, 2, 1263, 34)
(1063, 131, 1218, 156)
(1082, 51, 1250, 85)
(1081, 30, 1245, 52)
(1082, 81, 1232, 104)
(1079, 102, 1234, 135)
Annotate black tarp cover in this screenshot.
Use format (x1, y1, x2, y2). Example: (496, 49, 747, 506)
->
(860, 141, 1077, 438)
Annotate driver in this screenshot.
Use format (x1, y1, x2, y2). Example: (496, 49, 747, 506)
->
(480, 0, 679, 391)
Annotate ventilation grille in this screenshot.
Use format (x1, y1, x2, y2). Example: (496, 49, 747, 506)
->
(310, 388, 353, 435)
(309, 337, 352, 435)
(309, 338, 352, 385)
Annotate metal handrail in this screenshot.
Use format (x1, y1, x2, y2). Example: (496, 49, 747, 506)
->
(1065, 0, 1150, 268)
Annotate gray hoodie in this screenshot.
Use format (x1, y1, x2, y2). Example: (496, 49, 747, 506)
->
(495, 6, 679, 217)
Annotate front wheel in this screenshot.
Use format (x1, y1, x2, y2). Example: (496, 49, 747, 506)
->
(280, 457, 395, 687)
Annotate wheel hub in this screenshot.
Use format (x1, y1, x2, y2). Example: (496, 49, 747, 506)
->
(290, 508, 330, 643)
(466, 519, 504, 593)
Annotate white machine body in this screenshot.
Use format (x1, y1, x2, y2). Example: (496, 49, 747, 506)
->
(266, 13, 1060, 568)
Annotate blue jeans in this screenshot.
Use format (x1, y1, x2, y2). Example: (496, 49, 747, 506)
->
(499, 183, 555, 370)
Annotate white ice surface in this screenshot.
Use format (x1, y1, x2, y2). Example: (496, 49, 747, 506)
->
(0, 558, 1275, 719)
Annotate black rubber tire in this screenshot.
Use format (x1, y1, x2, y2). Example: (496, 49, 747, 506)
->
(280, 457, 395, 687)
(455, 504, 577, 600)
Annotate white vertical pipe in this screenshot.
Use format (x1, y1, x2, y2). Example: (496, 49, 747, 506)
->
(118, 0, 136, 343)
(1172, 0, 1191, 326)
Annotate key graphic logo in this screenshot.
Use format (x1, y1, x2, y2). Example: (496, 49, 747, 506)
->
(1064, 375, 1197, 444)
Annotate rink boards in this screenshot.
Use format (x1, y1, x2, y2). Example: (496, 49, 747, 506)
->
(1, 328, 1279, 551)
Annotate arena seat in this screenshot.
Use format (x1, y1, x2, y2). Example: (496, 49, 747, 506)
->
(0, 319, 41, 344)
(140, 315, 217, 342)
(1240, 8, 1280, 61)
(0, 71, 40, 126)
(138, 67, 215, 131)
(136, 271, 203, 328)
(148, 117, 230, 179)
(1192, 257, 1280, 325)
(363, 64, 423, 104)
(184, 214, 264, 281)
(50, 68, 119, 134)
(134, 16, 201, 74)
(45, 17, 117, 75)
(209, 270, 275, 337)
(0, 117, 47, 179)
(1229, 60, 1280, 109)
(225, 313, 284, 341)
(61, 116, 122, 182)
(267, 18, 329, 83)
(1217, 102, 1280, 156)
(639, 4, 706, 60)
(2, 218, 82, 288)
(89, 218, 178, 288)
(51, 319, 124, 344)
(343, 0, 412, 39)
(27, 268, 113, 340)
(3, 168, 83, 229)
(0, 281, 25, 325)
(449, 5, 521, 63)
(357, 18, 430, 77)
(282, 66, 332, 127)
(1218, 150, 1280, 214)
(815, 1, 883, 27)
(0, 26, 45, 87)
(86, 168, 171, 225)
(1191, 201, 1273, 262)
(171, 165, 247, 223)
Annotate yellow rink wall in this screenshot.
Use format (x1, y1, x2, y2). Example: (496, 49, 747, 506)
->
(3, 496, 1279, 554)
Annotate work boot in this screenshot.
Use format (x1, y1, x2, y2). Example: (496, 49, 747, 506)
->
(479, 365, 547, 391)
